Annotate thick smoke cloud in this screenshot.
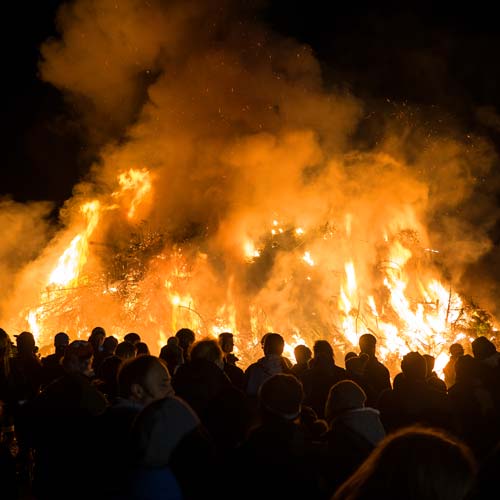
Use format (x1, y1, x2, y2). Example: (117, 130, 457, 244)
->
(2, 0, 499, 356)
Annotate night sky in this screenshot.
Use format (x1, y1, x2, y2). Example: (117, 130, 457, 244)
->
(3, 1, 500, 207)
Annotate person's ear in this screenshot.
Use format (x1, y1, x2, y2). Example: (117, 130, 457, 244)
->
(130, 383, 145, 401)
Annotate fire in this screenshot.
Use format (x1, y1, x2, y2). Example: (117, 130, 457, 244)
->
(5, 0, 498, 392)
(48, 201, 100, 287)
(114, 168, 152, 220)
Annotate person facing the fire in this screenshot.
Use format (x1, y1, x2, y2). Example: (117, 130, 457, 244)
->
(358, 333, 391, 403)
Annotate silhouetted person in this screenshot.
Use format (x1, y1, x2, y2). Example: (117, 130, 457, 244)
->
(136, 341, 150, 356)
(244, 332, 291, 398)
(173, 338, 252, 454)
(218, 332, 245, 389)
(96, 355, 175, 497)
(333, 426, 477, 500)
(423, 353, 447, 393)
(124, 332, 141, 346)
(27, 340, 107, 500)
(378, 352, 451, 433)
(89, 326, 106, 370)
(291, 344, 312, 378)
(160, 337, 184, 376)
(358, 333, 391, 403)
(444, 342, 464, 389)
(448, 354, 499, 459)
(93, 335, 118, 372)
(299, 339, 347, 418)
(229, 374, 322, 499)
(175, 328, 196, 362)
(320, 379, 385, 495)
(41, 332, 69, 387)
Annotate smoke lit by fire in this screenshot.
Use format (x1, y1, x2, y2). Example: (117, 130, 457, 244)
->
(1, 0, 499, 376)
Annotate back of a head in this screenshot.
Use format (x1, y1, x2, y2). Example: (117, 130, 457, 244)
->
(313, 340, 334, 359)
(175, 328, 196, 351)
(90, 326, 106, 341)
(16, 331, 36, 354)
(54, 332, 70, 349)
(333, 426, 477, 500)
(346, 353, 369, 375)
(160, 337, 183, 362)
(63, 340, 94, 375)
(136, 342, 150, 356)
(116, 341, 137, 360)
(401, 352, 427, 381)
(325, 380, 366, 422)
(259, 373, 304, 420)
(471, 336, 496, 360)
(124, 332, 141, 345)
(344, 351, 358, 364)
(190, 338, 223, 366)
(102, 336, 118, 353)
(359, 333, 377, 355)
(263, 332, 285, 356)
(449, 343, 464, 357)
(294, 344, 312, 365)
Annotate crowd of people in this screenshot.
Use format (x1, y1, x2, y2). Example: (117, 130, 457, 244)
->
(0, 325, 499, 499)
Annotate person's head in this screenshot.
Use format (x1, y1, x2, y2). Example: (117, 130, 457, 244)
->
(0, 329, 12, 373)
(333, 426, 477, 500)
(344, 351, 358, 364)
(54, 332, 70, 354)
(62, 340, 94, 376)
(159, 337, 184, 374)
(175, 328, 196, 353)
(346, 352, 369, 375)
(449, 343, 464, 358)
(325, 380, 366, 422)
(190, 338, 224, 369)
(124, 332, 141, 346)
(15, 331, 36, 355)
(401, 351, 427, 381)
(313, 340, 334, 360)
(294, 344, 312, 365)
(218, 332, 234, 354)
(263, 333, 285, 356)
(359, 333, 377, 357)
(258, 373, 304, 421)
(118, 355, 174, 406)
(136, 342, 150, 356)
(89, 327, 106, 349)
(116, 341, 137, 360)
(102, 336, 118, 354)
(471, 336, 497, 361)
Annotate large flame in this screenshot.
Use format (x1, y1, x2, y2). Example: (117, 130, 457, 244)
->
(3, 0, 499, 378)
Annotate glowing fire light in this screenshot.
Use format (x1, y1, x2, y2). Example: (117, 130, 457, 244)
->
(115, 168, 152, 220)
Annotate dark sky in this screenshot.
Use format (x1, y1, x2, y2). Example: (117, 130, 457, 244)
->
(3, 1, 500, 206)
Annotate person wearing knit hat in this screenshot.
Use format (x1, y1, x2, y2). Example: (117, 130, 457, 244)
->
(325, 379, 367, 420)
(320, 380, 386, 496)
(258, 373, 304, 420)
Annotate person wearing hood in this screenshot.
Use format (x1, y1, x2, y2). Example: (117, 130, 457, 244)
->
(319, 379, 385, 496)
